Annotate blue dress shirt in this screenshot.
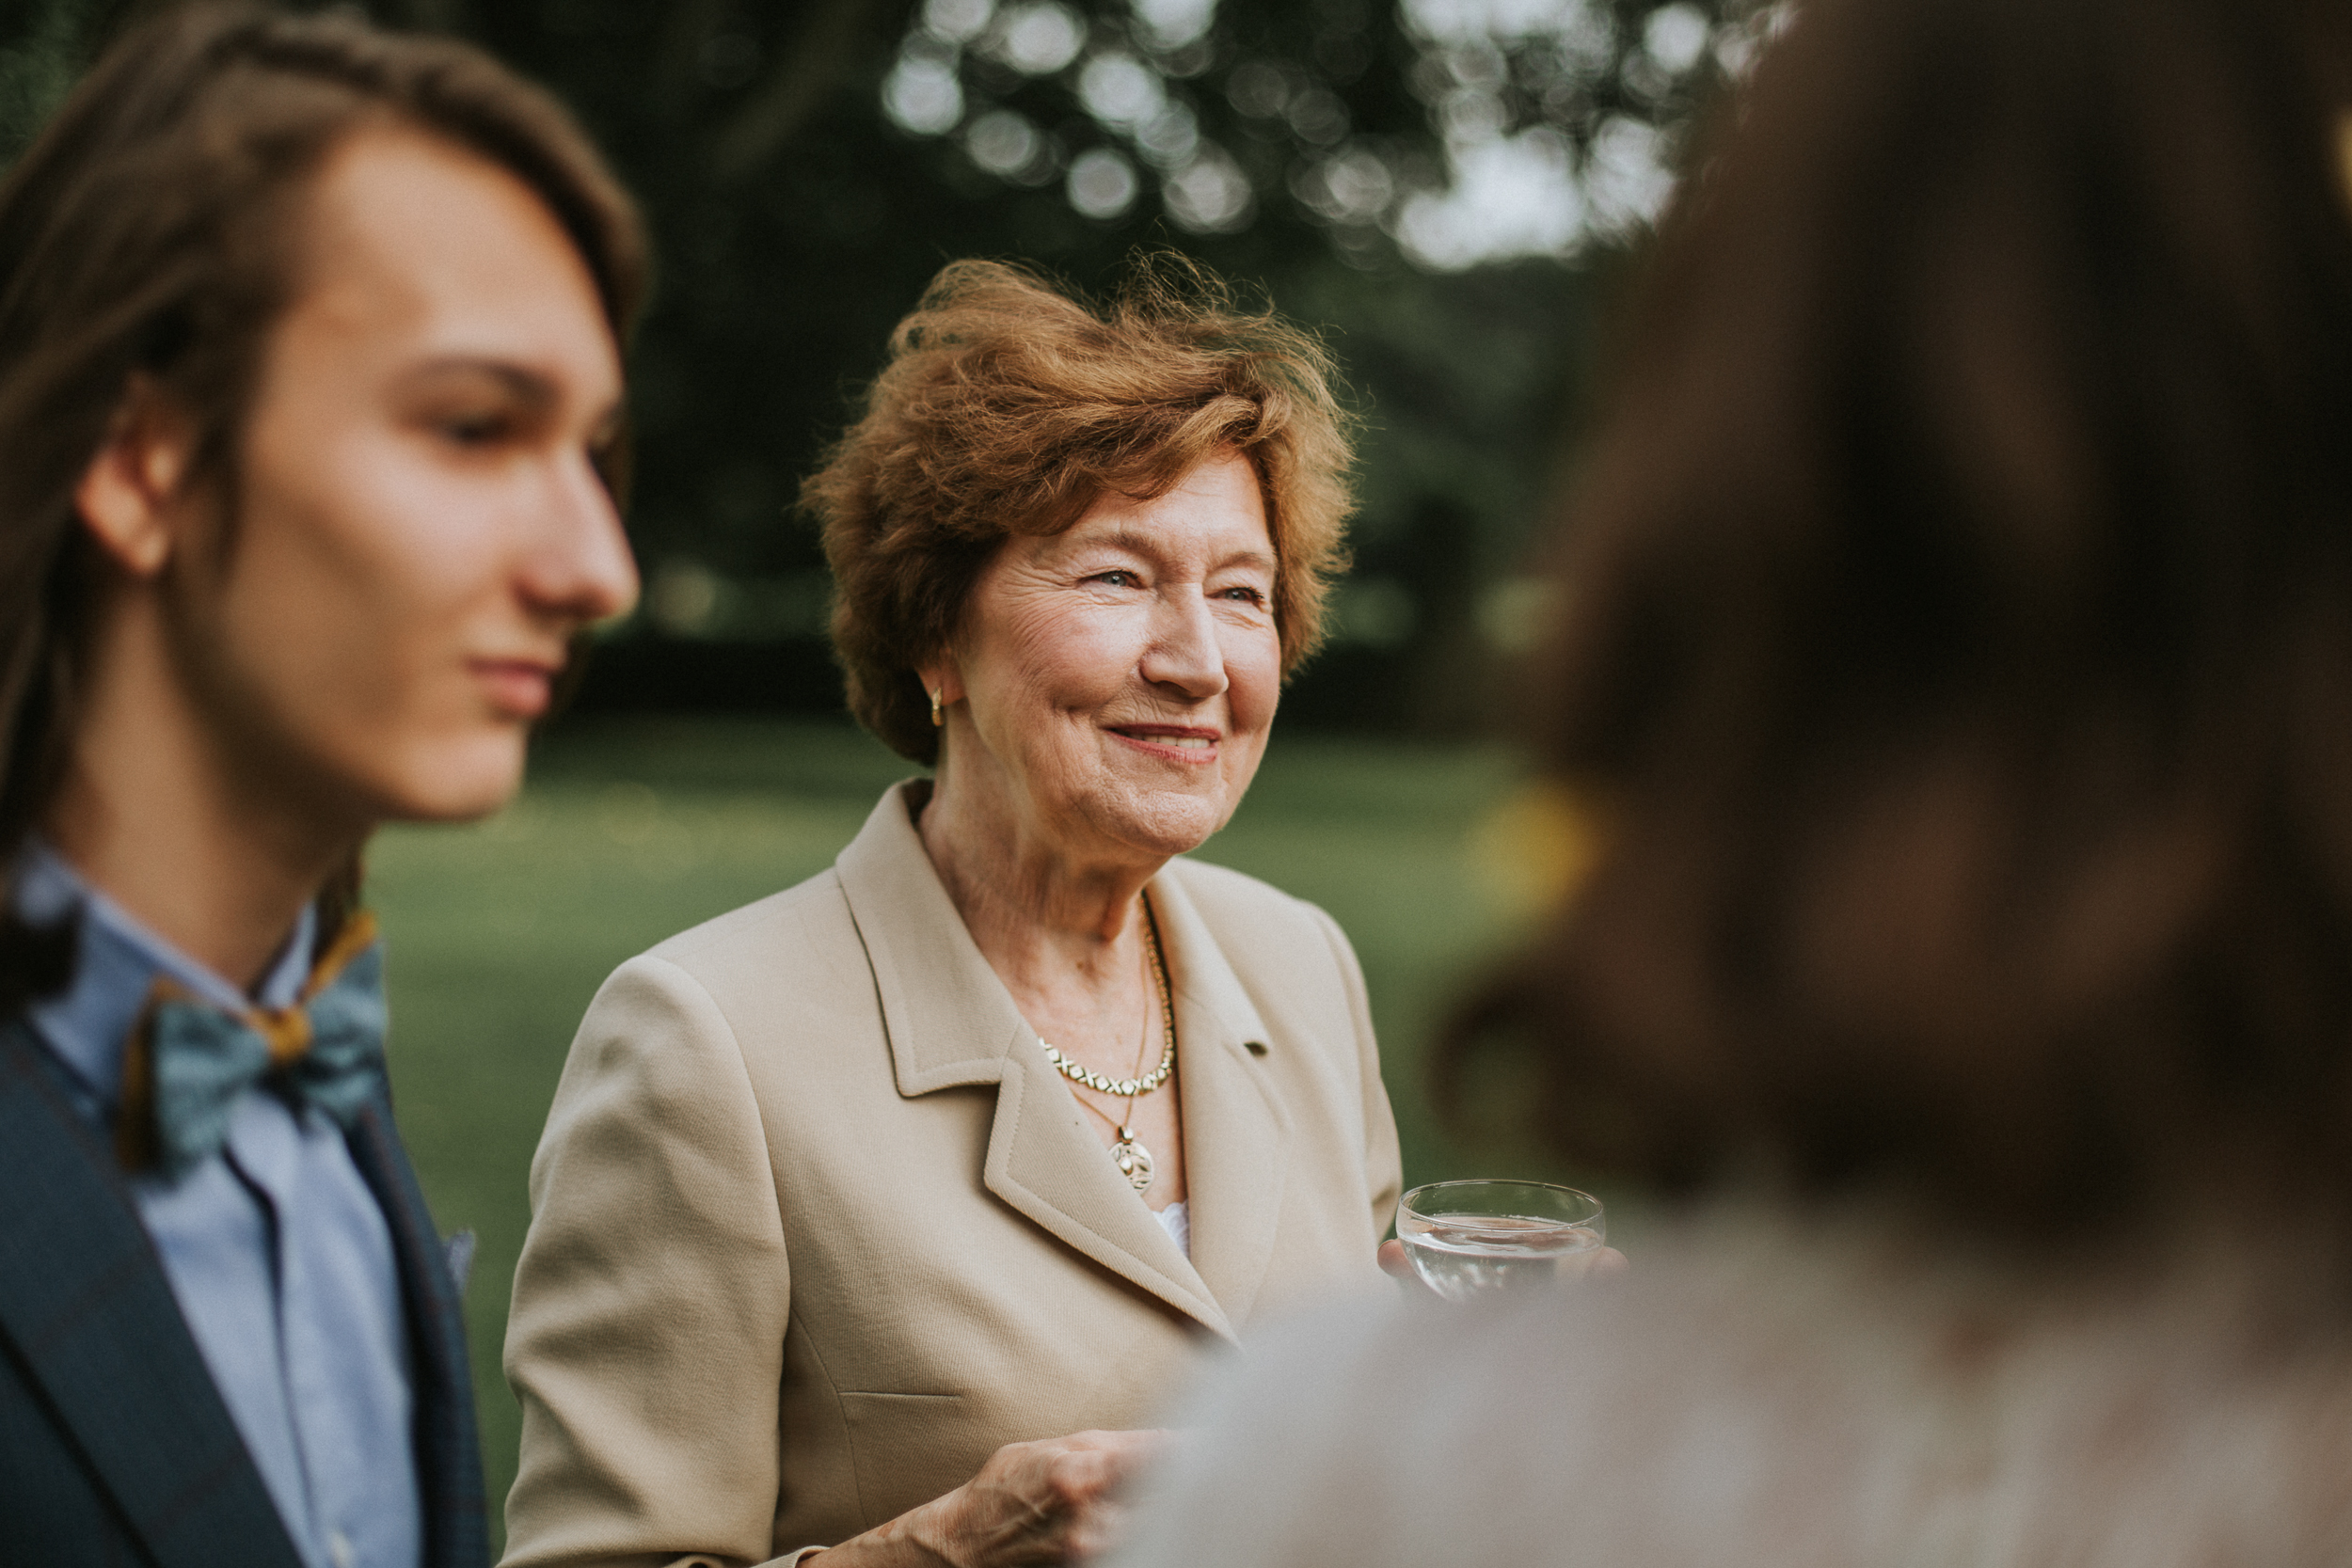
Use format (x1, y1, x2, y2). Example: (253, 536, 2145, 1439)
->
(14, 847, 422, 1568)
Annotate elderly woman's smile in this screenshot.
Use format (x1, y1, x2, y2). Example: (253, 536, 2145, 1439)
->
(929, 449, 1281, 864)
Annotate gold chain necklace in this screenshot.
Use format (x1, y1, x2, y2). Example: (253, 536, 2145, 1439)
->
(1040, 905, 1174, 1194)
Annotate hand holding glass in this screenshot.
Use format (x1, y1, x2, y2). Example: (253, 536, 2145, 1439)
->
(1395, 1180, 1606, 1302)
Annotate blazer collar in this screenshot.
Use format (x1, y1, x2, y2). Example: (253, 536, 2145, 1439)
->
(344, 1097, 489, 1568)
(0, 1012, 484, 1568)
(833, 784, 1291, 1341)
(0, 1021, 306, 1568)
(834, 783, 1034, 1097)
(1151, 863, 1292, 1332)
(12, 843, 315, 1114)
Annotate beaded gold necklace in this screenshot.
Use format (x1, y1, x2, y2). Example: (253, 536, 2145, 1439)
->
(1039, 906, 1174, 1194)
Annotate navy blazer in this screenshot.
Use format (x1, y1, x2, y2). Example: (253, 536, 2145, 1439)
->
(0, 1021, 488, 1568)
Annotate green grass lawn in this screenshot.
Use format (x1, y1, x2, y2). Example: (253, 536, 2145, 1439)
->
(372, 716, 1579, 1543)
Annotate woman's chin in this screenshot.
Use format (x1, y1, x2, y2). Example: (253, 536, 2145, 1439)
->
(1089, 788, 1233, 862)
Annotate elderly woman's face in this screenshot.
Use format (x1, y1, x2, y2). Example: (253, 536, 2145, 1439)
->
(945, 450, 1281, 861)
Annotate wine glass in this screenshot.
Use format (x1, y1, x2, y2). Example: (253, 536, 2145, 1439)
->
(1395, 1180, 1606, 1303)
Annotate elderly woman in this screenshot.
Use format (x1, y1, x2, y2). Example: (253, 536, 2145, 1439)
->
(499, 259, 1399, 1568)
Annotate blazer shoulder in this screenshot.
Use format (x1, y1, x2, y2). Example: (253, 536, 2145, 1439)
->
(639, 864, 852, 974)
(596, 862, 883, 1054)
(1161, 859, 1367, 1019)
(1163, 856, 1350, 953)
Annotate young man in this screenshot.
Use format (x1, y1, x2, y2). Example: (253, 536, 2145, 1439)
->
(0, 10, 644, 1567)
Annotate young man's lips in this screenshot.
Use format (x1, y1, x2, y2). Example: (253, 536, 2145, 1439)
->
(472, 659, 558, 718)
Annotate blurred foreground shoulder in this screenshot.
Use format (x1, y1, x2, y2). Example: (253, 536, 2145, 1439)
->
(1111, 1220, 2352, 1568)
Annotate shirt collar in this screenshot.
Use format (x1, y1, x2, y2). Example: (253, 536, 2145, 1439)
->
(14, 843, 317, 1110)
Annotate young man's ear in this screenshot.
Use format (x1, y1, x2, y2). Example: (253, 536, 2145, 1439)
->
(74, 375, 198, 578)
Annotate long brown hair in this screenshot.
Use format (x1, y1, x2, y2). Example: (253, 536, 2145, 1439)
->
(1457, 0, 2352, 1243)
(0, 5, 644, 1007)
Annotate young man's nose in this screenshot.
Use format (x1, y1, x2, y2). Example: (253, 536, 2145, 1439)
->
(520, 452, 638, 626)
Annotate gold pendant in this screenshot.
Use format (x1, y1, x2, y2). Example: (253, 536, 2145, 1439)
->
(1112, 1127, 1154, 1194)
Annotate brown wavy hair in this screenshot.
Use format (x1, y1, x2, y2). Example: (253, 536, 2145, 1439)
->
(803, 256, 1355, 765)
(1454, 0, 2352, 1241)
(0, 4, 644, 1010)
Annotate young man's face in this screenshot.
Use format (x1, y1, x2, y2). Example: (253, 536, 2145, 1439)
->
(178, 126, 636, 826)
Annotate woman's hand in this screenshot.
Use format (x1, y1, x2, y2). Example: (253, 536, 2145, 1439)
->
(820, 1428, 1165, 1566)
(1375, 1237, 1629, 1285)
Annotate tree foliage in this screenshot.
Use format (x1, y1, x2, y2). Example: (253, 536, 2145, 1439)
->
(2, 0, 1764, 727)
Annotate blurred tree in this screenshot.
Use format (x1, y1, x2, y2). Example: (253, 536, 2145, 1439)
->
(1, 0, 1771, 730)
(0, 0, 109, 152)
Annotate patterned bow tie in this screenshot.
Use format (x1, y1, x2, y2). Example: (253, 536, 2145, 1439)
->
(117, 911, 389, 1179)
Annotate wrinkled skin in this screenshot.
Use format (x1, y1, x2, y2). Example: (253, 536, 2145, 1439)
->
(827, 1430, 1165, 1567)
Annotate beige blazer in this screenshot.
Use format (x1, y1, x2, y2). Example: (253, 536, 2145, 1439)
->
(501, 782, 1402, 1568)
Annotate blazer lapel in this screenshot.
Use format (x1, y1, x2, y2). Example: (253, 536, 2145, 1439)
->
(344, 1095, 489, 1568)
(0, 1022, 304, 1568)
(1148, 872, 1291, 1329)
(979, 1050, 1232, 1338)
(834, 784, 1233, 1340)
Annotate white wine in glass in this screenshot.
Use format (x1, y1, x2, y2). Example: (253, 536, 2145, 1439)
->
(1396, 1180, 1605, 1303)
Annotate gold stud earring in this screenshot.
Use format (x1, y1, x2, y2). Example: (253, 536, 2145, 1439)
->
(930, 688, 944, 727)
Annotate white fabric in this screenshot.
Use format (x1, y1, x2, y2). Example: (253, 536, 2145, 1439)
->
(1152, 1199, 1190, 1259)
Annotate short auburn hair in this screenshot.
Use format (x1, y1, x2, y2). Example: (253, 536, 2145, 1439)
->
(803, 257, 1354, 764)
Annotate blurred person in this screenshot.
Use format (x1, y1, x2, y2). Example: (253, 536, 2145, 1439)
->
(1106, 0, 2352, 1562)
(0, 8, 643, 1567)
(500, 260, 1403, 1568)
